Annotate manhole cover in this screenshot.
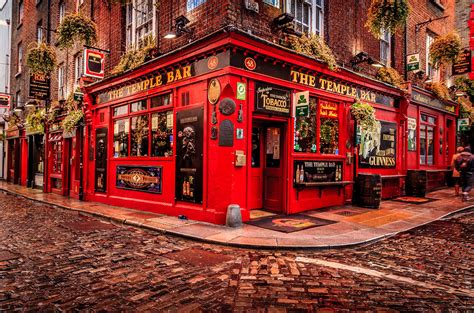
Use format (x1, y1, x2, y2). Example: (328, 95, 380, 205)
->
(0, 251, 19, 262)
(164, 248, 232, 267)
(63, 219, 116, 232)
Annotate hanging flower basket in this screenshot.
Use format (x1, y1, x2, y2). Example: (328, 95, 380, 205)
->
(62, 109, 84, 133)
(425, 82, 451, 101)
(376, 66, 404, 88)
(288, 34, 338, 71)
(26, 42, 57, 75)
(366, 0, 410, 38)
(429, 32, 461, 69)
(25, 107, 46, 134)
(112, 36, 157, 74)
(57, 13, 98, 48)
(350, 101, 377, 131)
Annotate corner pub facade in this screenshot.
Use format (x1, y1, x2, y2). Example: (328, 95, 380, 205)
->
(77, 28, 458, 225)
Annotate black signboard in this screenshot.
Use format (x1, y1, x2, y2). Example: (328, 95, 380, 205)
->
(359, 121, 397, 168)
(95, 128, 107, 192)
(116, 165, 162, 193)
(453, 49, 471, 76)
(412, 88, 456, 114)
(294, 160, 343, 185)
(29, 73, 50, 100)
(219, 119, 234, 147)
(176, 107, 204, 203)
(255, 82, 291, 116)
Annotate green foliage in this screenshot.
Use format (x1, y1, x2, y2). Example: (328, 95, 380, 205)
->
(455, 77, 474, 103)
(57, 13, 97, 48)
(112, 36, 157, 74)
(6, 113, 22, 129)
(25, 107, 46, 134)
(429, 32, 461, 68)
(426, 82, 451, 101)
(26, 43, 57, 75)
(366, 0, 410, 38)
(288, 33, 338, 71)
(350, 101, 377, 131)
(61, 93, 84, 133)
(376, 66, 404, 88)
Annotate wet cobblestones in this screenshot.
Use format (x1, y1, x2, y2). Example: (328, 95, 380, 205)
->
(0, 192, 473, 311)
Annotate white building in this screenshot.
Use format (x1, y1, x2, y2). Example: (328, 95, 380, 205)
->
(0, 0, 11, 179)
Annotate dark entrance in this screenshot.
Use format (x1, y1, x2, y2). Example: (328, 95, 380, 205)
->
(27, 134, 44, 189)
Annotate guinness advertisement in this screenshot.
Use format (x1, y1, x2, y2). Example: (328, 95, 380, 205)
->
(29, 73, 50, 100)
(359, 121, 397, 168)
(95, 128, 107, 192)
(176, 107, 204, 203)
(255, 82, 291, 116)
(116, 165, 162, 194)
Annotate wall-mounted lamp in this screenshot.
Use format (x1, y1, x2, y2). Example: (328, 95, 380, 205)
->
(350, 52, 383, 68)
(164, 15, 192, 40)
(272, 13, 302, 37)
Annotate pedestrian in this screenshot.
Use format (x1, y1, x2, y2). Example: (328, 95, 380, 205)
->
(451, 147, 464, 196)
(455, 146, 474, 201)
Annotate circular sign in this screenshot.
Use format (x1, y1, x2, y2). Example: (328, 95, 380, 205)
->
(244, 57, 256, 71)
(219, 98, 236, 116)
(207, 78, 221, 105)
(207, 56, 219, 70)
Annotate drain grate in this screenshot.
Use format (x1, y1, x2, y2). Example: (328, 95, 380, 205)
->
(164, 248, 232, 267)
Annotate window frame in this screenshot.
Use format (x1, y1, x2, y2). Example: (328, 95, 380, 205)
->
(59, 1, 66, 25)
(74, 53, 83, 82)
(187, 0, 206, 12)
(125, 0, 156, 50)
(18, 0, 24, 25)
(58, 63, 65, 100)
(263, 0, 279, 8)
(37, 20, 43, 42)
(380, 29, 391, 65)
(111, 92, 174, 159)
(17, 42, 22, 74)
(15, 90, 21, 109)
(426, 32, 440, 81)
(286, 0, 323, 36)
(419, 113, 437, 166)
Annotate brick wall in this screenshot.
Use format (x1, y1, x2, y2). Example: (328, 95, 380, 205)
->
(456, 0, 471, 48)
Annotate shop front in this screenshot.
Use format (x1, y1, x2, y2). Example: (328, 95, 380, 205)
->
(406, 86, 458, 191)
(26, 132, 45, 189)
(5, 127, 27, 185)
(80, 29, 408, 224)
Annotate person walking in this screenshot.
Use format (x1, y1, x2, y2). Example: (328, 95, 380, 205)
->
(455, 146, 474, 201)
(451, 147, 464, 196)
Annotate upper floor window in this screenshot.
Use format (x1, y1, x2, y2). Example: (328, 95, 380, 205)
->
(74, 53, 83, 82)
(37, 20, 43, 42)
(58, 64, 66, 100)
(187, 0, 206, 11)
(380, 29, 391, 65)
(18, 0, 24, 24)
(426, 32, 440, 81)
(263, 0, 279, 8)
(17, 42, 22, 74)
(59, 2, 66, 24)
(76, 0, 84, 11)
(287, 0, 323, 36)
(125, 0, 155, 49)
(15, 91, 21, 108)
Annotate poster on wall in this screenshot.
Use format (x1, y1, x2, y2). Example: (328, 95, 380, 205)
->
(176, 107, 204, 203)
(95, 128, 107, 192)
(407, 118, 417, 151)
(116, 165, 162, 193)
(359, 121, 397, 168)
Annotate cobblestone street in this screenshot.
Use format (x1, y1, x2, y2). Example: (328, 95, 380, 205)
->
(0, 191, 473, 311)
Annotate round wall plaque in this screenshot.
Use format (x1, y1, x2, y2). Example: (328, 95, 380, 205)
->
(219, 98, 236, 116)
(208, 79, 221, 105)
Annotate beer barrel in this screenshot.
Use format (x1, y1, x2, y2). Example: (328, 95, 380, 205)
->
(405, 170, 427, 197)
(354, 174, 382, 209)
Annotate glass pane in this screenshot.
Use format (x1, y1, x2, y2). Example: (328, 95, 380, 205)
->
(420, 125, 426, 164)
(113, 119, 129, 158)
(266, 127, 281, 168)
(294, 97, 317, 152)
(428, 116, 436, 124)
(130, 100, 147, 112)
(421, 114, 427, 122)
(319, 101, 339, 154)
(427, 127, 434, 165)
(113, 104, 128, 116)
(131, 115, 149, 157)
(151, 111, 173, 157)
(252, 127, 261, 167)
(303, 3, 309, 25)
(151, 93, 172, 108)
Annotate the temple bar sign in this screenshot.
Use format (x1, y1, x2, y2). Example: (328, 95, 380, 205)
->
(83, 49, 105, 79)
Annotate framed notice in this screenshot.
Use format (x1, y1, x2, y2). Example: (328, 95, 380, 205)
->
(255, 82, 291, 116)
(407, 117, 417, 151)
(359, 121, 397, 168)
(176, 107, 204, 203)
(116, 165, 162, 193)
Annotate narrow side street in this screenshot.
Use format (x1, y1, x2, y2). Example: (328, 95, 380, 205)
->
(0, 192, 472, 311)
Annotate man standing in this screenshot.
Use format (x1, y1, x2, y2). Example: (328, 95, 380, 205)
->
(451, 147, 464, 196)
(455, 146, 474, 201)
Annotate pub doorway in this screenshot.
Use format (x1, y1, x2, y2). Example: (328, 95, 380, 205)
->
(249, 119, 287, 213)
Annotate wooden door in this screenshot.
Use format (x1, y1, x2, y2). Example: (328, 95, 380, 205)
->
(263, 126, 284, 212)
(249, 126, 264, 209)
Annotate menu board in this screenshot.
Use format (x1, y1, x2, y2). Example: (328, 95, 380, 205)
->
(359, 121, 397, 168)
(294, 160, 343, 185)
(176, 107, 204, 203)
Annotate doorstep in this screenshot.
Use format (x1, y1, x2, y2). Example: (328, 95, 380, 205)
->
(0, 180, 472, 249)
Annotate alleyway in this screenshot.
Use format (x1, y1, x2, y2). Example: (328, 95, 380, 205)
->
(0, 191, 473, 311)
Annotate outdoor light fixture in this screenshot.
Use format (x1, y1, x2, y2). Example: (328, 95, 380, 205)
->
(273, 13, 294, 27)
(164, 15, 191, 40)
(350, 52, 383, 68)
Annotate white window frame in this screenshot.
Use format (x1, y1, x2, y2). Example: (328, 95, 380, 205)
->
(263, 0, 280, 8)
(58, 64, 66, 100)
(426, 33, 440, 81)
(286, 0, 324, 36)
(37, 21, 43, 42)
(380, 29, 391, 65)
(125, 0, 156, 50)
(187, 0, 206, 12)
(59, 2, 66, 24)
(18, 0, 24, 24)
(17, 42, 22, 74)
(74, 53, 83, 82)
(15, 91, 21, 108)
(76, 0, 84, 11)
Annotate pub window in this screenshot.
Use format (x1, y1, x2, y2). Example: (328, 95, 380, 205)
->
(420, 114, 436, 165)
(151, 111, 173, 157)
(113, 104, 128, 116)
(130, 115, 149, 157)
(294, 97, 317, 152)
(319, 100, 339, 154)
(113, 119, 129, 158)
(151, 93, 172, 108)
(130, 100, 147, 112)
